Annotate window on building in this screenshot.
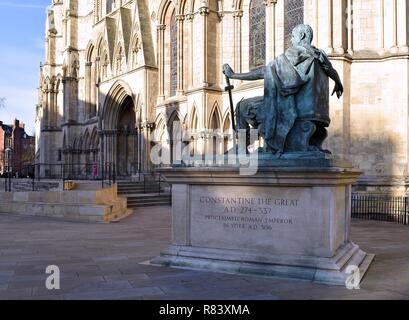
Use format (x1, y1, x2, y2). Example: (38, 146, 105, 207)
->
(106, 0, 114, 14)
(170, 11, 177, 97)
(116, 46, 123, 75)
(86, 46, 97, 119)
(285, 0, 304, 49)
(249, 0, 266, 70)
(102, 53, 109, 80)
(132, 36, 141, 69)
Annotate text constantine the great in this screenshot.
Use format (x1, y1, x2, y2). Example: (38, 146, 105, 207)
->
(199, 196, 299, 208)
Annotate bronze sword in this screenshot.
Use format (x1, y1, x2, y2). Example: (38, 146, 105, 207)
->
(225, 74, 236, 134)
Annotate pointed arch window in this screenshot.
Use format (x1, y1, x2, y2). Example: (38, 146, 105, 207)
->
(106, 0, 114, 14)
(85, 46, 97, 119)
(190, 108, 198, 156)
(102, 52, 109, 80)
(132, 36, 141, 69)
(249, 0, 266, 70)
(116, 46, 123, 75)
(209, 106, 222, 156)
(170, 11, 177, 97)
(284, 0, 304, 49)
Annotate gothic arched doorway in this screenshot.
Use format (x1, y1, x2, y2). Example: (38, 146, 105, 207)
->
(116, 96, 137, 177)
(102, 82, 140, 179)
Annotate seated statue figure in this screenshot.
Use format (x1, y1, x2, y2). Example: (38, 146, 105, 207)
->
(223, 24, 344, 156)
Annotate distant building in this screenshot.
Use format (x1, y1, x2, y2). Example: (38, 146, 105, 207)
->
(0, 119, 35, 177)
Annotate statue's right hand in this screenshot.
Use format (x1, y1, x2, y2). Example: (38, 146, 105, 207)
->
(223, 64, 234, 78)
(331, 82, 344, 99)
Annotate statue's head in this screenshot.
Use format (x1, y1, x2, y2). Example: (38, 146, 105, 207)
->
(291, 24, 314, 47)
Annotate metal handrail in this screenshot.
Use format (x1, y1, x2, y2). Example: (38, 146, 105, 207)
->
(138, 172, 169, 195)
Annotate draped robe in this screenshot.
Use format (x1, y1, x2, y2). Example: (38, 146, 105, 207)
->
(258, 45, 333, 152)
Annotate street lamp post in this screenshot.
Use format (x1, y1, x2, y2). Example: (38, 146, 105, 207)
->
(4, 147, 12, 191)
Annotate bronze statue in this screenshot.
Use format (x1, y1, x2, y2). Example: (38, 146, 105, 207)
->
(223, 24, 343, 157)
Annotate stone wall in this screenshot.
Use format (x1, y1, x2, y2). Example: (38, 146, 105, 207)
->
(0, 183, 128, 223)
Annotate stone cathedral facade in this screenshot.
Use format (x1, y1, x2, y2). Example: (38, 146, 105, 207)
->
(36, 0, 409, 194)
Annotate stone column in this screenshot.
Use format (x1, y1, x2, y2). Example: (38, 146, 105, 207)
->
(65, 9, 72, 48)
(332, 0, 346, 54)
(186, 14, 194, 89)
(379, 0, 385, 55)
(140, 122, 154, 172)
(132, 130, 138, 175)
(314, 0, 319, 47)
(105, 131, 111, 166)
(99, 130, 105, 179)
(265, 0, 277, 61)
(48, 84, 53, 128)
(398, 0, 409, 53)
(53, 80, 59, 128)
(94, 0, 100, 23)
(95, 56, 100, 114)
(62, 16, 68, 47)
(327, 0, 334, 54)
(113, 130, 118, 173)
(199, 6, 210, 87)
(124, 128, 129, 175)
(104, 132, 109, 177)
(85, 61, 92, 119)
(49, 83, 56, 128)
(233, 10, 243, 73)
(63, 78, 73, 123)
(391, 0, 399, 53)
(176, 14, 185, 95)
(110, 131, 115, 166)
(136, 125, 142, 174)
(347, 0, 353, 55)
(44, 87, 50, 128)
(157, 24, 166, 101)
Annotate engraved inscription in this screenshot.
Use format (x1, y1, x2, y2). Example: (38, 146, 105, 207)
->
(190, 186, 316, 254)
(198, 196, 299, 232)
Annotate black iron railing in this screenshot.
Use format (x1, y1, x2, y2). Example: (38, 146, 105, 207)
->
(2, 163, 117, 192)
(351, 194, 409, 225)
(2, 166, 32, 192)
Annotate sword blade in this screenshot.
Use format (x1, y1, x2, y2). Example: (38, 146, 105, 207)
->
(225, 75, 236, 132)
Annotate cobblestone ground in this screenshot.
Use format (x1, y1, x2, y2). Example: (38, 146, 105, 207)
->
(0, 207, 409, 300)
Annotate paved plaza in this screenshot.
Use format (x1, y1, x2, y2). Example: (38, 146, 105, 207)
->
(0, 207, 409, 300)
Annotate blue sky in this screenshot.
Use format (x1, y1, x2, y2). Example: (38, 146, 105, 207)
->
(0, 0, 50, 134)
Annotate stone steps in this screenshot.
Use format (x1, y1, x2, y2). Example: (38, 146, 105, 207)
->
(117, 181, 171, 208)
(117, 188, 164, 194)
(126, 194, 172, 208)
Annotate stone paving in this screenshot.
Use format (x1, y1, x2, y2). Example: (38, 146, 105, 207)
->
(0, 207, 409, 300)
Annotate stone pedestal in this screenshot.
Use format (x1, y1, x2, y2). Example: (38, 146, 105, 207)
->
(151, 166, 374, 286)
